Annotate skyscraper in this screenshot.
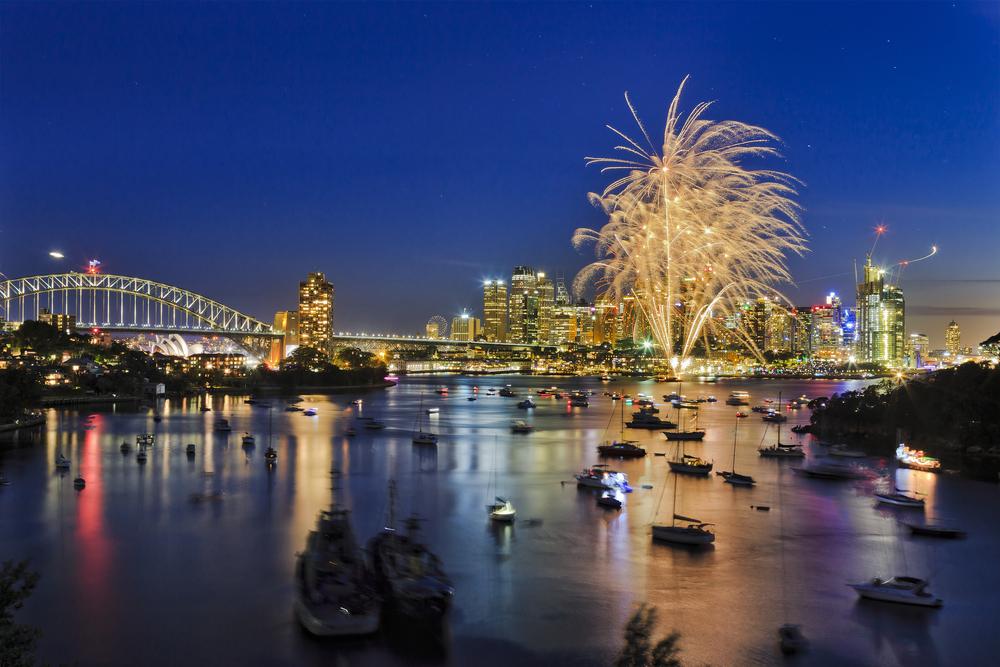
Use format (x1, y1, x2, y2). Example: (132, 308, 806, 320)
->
(856, 258, 905, 366)
(298, 272, 334, 357)
(811, 292, 845, 360)
(482, 280, 508, 342)
(906, 332, 929, 367)
(272, 310, 300, 359)
(945, 320, 961, 356)
(508, 266, 539, 344)
(450, 311, 481, 341)
(536, 272, 555, 344)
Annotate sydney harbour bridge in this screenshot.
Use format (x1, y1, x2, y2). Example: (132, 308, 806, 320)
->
(0, 272, 542, 364)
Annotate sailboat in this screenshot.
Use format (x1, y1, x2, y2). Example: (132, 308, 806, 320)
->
(598, 398, 646, 458)
(651, 471, 715, 545)
(717, 415, 755, 486)
(668, 438, 713, 475)
(55, 452, 71, 470)
(775, 453, 808, 654)
(758, 393, 804, 459)
(486, 437, 516, 522)
(663, 379, 705, 441)
(412, 394, 438, 445)
(264, 407, 277, 465)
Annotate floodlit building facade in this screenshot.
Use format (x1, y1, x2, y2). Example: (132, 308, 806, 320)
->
(482, 280, 508, 342)
(298, 272, 335, 357)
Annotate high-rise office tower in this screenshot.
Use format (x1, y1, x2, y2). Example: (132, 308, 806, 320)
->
(482, 280, 508, 342)
(509, 266, 539, 344)
(273, 310, 300, 358)
(811, 292, 845, 360)
(791, 308, 813, 357)
(856, 258, 905, 366)
(450, 311, 481, 341)
(536, 272, 555, 344)
(298, 272, 335, 357)
(945, 320, 961, 356)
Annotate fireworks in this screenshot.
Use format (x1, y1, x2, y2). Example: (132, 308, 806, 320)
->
(573, 77, 807, 369)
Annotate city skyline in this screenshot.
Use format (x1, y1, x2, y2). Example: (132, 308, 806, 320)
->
(1, 2, 997, 346)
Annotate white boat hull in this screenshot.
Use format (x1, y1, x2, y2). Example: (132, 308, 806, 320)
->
(849, 584, 942, 607)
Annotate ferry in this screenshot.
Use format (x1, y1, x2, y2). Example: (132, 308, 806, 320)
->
(896, 444, 941, 472)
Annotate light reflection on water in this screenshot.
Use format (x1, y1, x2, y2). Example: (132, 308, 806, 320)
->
(1, 376, 998, 666)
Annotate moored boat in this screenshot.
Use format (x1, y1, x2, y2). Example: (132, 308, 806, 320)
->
(668, 453, 713, 476)
(597, 441, 646, 459)
(849, 576, 942, 607)
(664, 430, 705, 441)
(626, 412, 676, 430)
(510, 419, 533, 433)
(487, 497, 516, 522)
(903, 522, 965, 539)
(896, 444, 941, 472)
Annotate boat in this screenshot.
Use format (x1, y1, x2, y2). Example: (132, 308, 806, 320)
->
(849, 576, 942, 607)
(214, 418, 232, 432)
(294, 474, 381, 637)
(896, 444, 941, 472)
(794, 461, 863, 480)
(597, 441, 647, 459)
(73, 476, 86, 489)
(664, 430, 705, 441)
(669, 453, 713, 476)
(600, 374, 611, 382)
(790, 424, 810, 434)
(487, 497, 516, 522)
(597, 492, 623, 509)
(762, 411, 787, 423)
(626, 412, 676, 430)
(498, 386, 516, 397)
(829, 445, 865, 458)
(510, 419, 533, 434)
(663, 392, 681, 402)
(467, 396, 477, 402)
(435, 386, 449, 395)
(365, 421, 386, 430)
(412, 395, 439, 445)
(120, 441, 131, 453)
(902, 522, 965, 539)
(778, 624, 809, 655)
(367, 482, 454, 622)
(186, 444, 196, 456)
(575, 465, 630, 491)
(303, 408, 318, 417)
(651, 470, 715, 546)
(200, 406, 211, 412)
(352, 399, 364, 406)
(485, 388, 497, 396)
(569, 394, 590, 407)
(725, 391, 750, 406)
(136, 448, 148, 463)
(241, 433, 255, 446)
(425, 407, 440, 415)
(735, 411, 748, 418)
(717, 415, 755, 486)
(262, 407, 278, 464)
(706, 395, 717, 403)
(758, 444, 805, 458)
(874, 490, 924, 508)
(517, 399, 535, 409)
(55, 453, 71, 469)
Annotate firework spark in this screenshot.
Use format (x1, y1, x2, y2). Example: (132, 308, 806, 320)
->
(573, 77, 807, 368)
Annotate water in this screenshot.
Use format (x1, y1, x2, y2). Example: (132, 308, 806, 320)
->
(2, 376, 998, 666)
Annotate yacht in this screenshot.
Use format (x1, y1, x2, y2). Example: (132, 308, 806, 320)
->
(668, 453, 713, 476)
(652, 472, 715, 545)
(55, 453, 71, 469)
(214, 418, 232, 432)
(664, 429, 705, 441)
(762, 411, 787, 423)
(597, 492, 623, 510)
(241, 433, 255, 446)
(498, 386, 516, 397)
(487, 497, 516, 523)
(294, 507, 381, 636)
(849, 576, 942, 607)
(719, 471, 756, 486)
(575, 465, 629, 491)
(368, 483, 454, 622)
(510, 420, 533, 433)
(758, 443, 805, 458)
(597, 441, 647, 459)
(412, 432, 438, 445)
(517, 399, 535, 409)
(626, 412, 676, 430)
(569, 394, 590, 407)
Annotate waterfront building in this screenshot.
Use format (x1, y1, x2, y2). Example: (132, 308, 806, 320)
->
(791, 307, 813, 357)
(945, 320, 961, 356)
(482, 280, 508, 342)
(593, 295, 619, 346)
(766, 305, 794, 353)
(811, 292, 845, 360)
(38, 308, 76, 334)
(537, 272, 555, 344)
(856, 258, 905, 366)
(451, 311, 481, 341)
(509, 266, 539, 344)
(298, 272, 335, 357)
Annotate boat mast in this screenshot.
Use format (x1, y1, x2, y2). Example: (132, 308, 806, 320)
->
(671, 469, 679, 527)
(732, 414, 739, 473)
(776, 391, 782, 445)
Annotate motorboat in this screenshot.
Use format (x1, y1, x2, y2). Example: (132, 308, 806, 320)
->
(214, 418, 232, 432)
(874, 490, 924, 508)
(486, 388, 497, 396)
(569, 395, 590, 407)
(412, 432, 438, 445)
(303, 408, 318, 417)
(517, 399, 535, 409)
(778, 624, 808, 655)
(597, 441, 647, 459)
(668, 454, 713, 476)
(848, 576, 942, 607)
(487, 497, 516, 522)
(903, 522, 966, 539)
(136, 449, 148, 463)
(185, 444, 196, 456)
(510, 420, 533, 434)
(467, 396, 477, 402)
(498, 386, 516, 397)
(241, 433, 255, 446)
(725, 391, 750, 406)
(426, 407, 439, 414)
(73, 476, 86, 489)
(706, 396, 717, 403)
(829, 445, 865, 458)
(575, 465, 630, 491)
(762, 411, 787, 423)
(626, 412, 676, 430)
(758, 443, 805, 458)
(597, 492, 623, 509)
(664, 430, 705, 441)
(368, 483, 453, 622)
(896, 444, 941, 472)
(294, 506, 381, 636)
(55, 453, 71, 469)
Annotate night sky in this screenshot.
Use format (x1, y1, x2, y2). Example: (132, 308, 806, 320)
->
(2, 2, 998, 347)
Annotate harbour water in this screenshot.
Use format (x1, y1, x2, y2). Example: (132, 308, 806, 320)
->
(2, 376, 998, 666)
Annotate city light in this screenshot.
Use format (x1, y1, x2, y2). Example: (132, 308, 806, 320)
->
(48, 251, 64, 259)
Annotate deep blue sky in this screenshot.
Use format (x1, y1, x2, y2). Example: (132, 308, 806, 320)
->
(2, 2, 998, 346)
